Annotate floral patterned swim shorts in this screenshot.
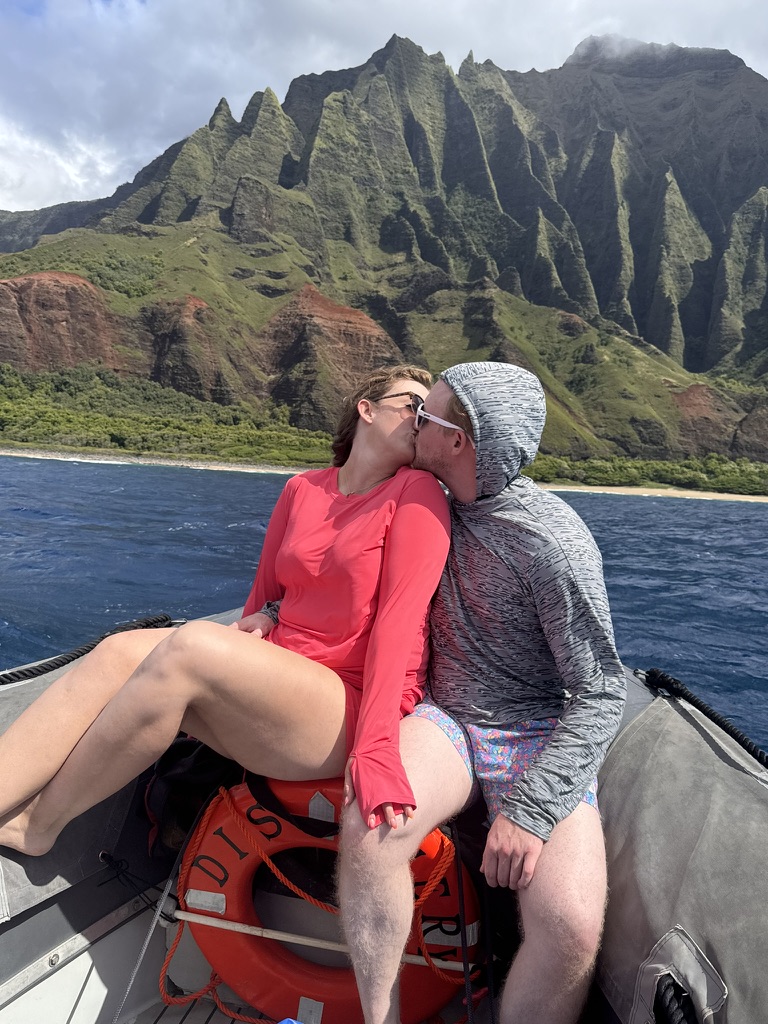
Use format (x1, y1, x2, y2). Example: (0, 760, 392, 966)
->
(410, 700, 599, 823)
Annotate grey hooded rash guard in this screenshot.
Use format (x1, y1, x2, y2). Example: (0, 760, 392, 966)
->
(427, 362, 626, 842)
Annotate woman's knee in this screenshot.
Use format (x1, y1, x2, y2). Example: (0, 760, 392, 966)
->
(91, 628, 169, 673)
(122, 622, 213, 700)
(145, 621, 217, 670)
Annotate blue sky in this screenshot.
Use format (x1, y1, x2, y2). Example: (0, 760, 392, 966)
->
(1, 0, 766, 211)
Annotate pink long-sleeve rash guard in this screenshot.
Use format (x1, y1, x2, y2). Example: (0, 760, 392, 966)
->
(242, 464, 450, 825)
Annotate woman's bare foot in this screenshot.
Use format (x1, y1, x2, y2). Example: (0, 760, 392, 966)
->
(0, 797, 58, 857)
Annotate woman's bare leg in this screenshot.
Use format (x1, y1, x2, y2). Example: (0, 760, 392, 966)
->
(0, 628, 175, 818)
(0, 621, 349, 855)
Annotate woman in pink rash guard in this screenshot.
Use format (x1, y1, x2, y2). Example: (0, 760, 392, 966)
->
(0, 366, 450, 856)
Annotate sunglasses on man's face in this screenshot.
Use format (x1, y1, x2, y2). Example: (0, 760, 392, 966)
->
(408, 395, 476, 448)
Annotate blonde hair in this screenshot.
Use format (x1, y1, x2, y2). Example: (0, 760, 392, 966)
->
(331, 364, 433, 467)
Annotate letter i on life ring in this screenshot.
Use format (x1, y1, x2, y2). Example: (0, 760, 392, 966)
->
(178, 777, 480, 1024)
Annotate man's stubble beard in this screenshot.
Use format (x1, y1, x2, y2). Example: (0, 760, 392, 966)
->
(412, 442, 446, 480)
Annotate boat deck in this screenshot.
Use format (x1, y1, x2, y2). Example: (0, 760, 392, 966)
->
(133, 992, 493, 1024)
(135, 1001, 245, 1023)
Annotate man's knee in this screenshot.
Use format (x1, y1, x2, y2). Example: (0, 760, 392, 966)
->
(518, 808, 606, 965)
(556, 894, 604, 969)
(339, 716, 474, 896)
(339, 800, 426, 874)
(521, 869, 606, 971)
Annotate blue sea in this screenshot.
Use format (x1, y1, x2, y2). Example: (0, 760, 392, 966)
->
(1, 454, 766, 747)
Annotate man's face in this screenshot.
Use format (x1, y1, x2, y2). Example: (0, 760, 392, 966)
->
(411, 379, 458, 478)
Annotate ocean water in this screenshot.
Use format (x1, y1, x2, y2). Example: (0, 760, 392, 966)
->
(1, 455, 766, 747)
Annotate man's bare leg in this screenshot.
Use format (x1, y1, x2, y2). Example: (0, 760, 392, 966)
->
(338, 716, 473, 1024)
(499, 802, 606, 1024)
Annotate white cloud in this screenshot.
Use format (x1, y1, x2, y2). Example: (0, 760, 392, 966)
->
(0, 115, 120, 209)
(0, 0, 767, 211)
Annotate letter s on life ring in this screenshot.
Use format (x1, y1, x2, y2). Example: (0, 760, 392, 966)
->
(178, 778, 479, 1024)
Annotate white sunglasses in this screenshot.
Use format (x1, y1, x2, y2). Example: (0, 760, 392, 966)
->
(409, 395, 476, 448)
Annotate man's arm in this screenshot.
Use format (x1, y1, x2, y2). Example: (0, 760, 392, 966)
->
(496, 543, 626, 849)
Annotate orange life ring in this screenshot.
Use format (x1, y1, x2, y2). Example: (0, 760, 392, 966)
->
(178, 777, 480, 1024)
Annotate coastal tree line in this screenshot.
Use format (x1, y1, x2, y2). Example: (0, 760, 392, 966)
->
(1, 364, 767, 495)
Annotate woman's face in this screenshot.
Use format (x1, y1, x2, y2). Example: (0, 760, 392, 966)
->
(368, 377, 430, 464)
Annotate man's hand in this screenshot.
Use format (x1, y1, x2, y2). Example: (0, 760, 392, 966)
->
(230, 612, 275, 638)
(481, 814, 544, 889)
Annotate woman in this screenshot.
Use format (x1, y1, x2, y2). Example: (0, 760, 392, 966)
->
(0, 365, 450, 856)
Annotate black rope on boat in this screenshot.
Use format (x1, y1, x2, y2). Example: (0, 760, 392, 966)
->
(644, 668, 768, 769)
(0, 614, 182, 686)
(108, 778, 230, 1024)
(449, 820, 476, 1024)
(98, 852, 179, 923)
(480, 879, 500, 1024)
(653, 973, 700, 1024)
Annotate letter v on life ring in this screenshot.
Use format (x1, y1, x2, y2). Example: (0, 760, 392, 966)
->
(179, 777, 480, 1024)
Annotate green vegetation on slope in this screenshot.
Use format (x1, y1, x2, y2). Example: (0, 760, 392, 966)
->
(527, 454, 768, 496)
(0, 365, 330, 467)
(0, 245, 164, 298)
(0, 223, 310, 327)
(1, 365, 766, 495)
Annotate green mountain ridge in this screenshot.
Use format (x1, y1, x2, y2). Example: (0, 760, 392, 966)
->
(1, 34, 768, 463)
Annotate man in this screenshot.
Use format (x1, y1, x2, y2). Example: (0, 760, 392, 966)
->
(338, 361, 626, 1024)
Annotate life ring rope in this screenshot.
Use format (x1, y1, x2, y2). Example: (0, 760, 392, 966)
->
(219, 784, 339, 914)
(159, 795, 225, 1008)
(410, 834, 470, 986)
(159, 791, 272, 1023)
(160, 783, 475, 1019)
(413, 833, 456, 911)
(222, 784, 464, 987)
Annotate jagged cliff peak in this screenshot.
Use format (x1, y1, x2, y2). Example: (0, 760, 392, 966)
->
(208, 97, 235, 129)
(565, 34, 746, 75)
(459, 51, 476, 75)
(368, 34, 443, 66)
(239, 90, 265, 132)
(3, 31, 768, 450)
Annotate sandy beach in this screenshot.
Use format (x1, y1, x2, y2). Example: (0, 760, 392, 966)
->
(1, 445, 767, 502)
(0, 446, 298, 476)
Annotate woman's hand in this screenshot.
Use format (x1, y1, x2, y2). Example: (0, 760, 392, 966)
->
(343, 755, 356, 810)
(230, 612, 275, 638)
(370, 801, 415, 830)
(344, 757, 414, 829)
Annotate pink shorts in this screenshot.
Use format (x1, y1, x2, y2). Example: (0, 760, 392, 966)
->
(410, 700, 599, 823)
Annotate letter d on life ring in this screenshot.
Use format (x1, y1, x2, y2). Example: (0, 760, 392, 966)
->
(179, 778, 479, 1024)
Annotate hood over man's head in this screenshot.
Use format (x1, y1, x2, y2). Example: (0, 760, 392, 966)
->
(440, 362, 546, 500)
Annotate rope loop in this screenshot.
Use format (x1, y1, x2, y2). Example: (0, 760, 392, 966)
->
(413, 830, 467, 987)
(645, 668, 768, 768)
(158, 795, 224, 1009)
(220, 784, 339, 914)
(163, 783, 472, 1012)
(653, 972, 700, 1024)
(0, 613, 177, 686)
